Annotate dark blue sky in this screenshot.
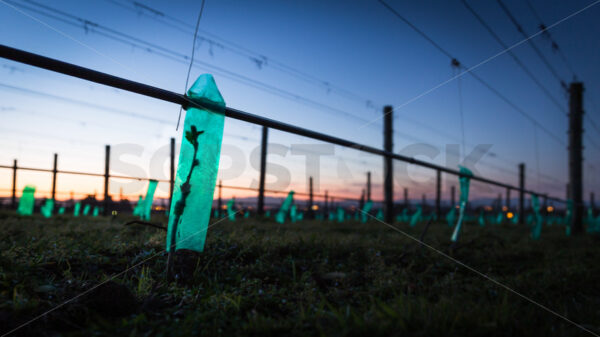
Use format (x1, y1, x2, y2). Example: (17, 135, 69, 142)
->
(0, 0, 598, 204)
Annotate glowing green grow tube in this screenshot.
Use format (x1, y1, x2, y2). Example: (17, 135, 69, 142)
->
(17, 185, 36, 216)
(166, 74, 226, 253)
(141, 180, 158, 220)
(451, 166, 473, 242)
(276, 191, 294, 224)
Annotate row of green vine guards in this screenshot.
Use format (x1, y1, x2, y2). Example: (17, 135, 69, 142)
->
(10, 75, 597, 255)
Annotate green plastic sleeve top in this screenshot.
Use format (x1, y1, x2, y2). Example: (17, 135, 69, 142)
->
(166, 74, 226, 253)
(132, 196, 143, 216)
(478, 210, 486, 227)
(73, 202, 81, 216)
(336, 207, 345, 222)
(276, 191, 294, 224)
(83, 204, 90, 216)
(17, 185, 36, 216)
(141, 180, 158, 220)
(530, 194, 543, 240)
(451, 166, 473, 242)
(409, 206, 422, 227)
(227, 198, 236, 221)
(565, 200, 574, 236)
(41, 198, 54, 218)
(360, 200, 373, 223)
(291, 204, 298, 223)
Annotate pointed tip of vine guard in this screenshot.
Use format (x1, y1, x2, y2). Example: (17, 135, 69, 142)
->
(176, 74, 225, 131)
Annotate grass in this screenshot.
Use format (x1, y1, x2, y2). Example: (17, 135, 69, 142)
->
(0, 211, 599, 336)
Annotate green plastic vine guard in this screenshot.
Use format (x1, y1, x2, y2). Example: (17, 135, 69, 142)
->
(290, 204, 298, 223)
(451, 166, 473, 242)
(244, 211, 250, 219)
(530, 194, 543, 240)
(565, 200, 573, 236)
(276, 191, 294, 224)
(41, 198, 54, 218)
(337, 207, 345, 223)
(227, 199, 236, 221)
(166, 74, 226, 253)
(376, 209, 384, 221)
(73, 202, 81, 216)
(83, 204, 90, 216)
(360, 200, 373, 223)
(58, 207, 65, 215)
(17, 185, 36, 216)
(141, 180, 158, 221)
(409, 206, 422, 227)
(265, 210, 271, 218)
(586, 208, 598, 233)
(93, 206, 99, 217)
(495, 212, 503, 225)
(132, 196, 143, 217)
(400, 208, 409, 223)
(478, 210, 485, 227)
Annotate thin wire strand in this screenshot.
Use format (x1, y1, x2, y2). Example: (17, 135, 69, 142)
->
(456, 67, 466, 158)
(460, 0, 567, 115)
(368, 0, 600, 142)
(176, 0, 206, 130)
(496, 0, 567, 89)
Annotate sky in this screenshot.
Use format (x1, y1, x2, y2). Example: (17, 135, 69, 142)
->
(0, 0, 599, 207)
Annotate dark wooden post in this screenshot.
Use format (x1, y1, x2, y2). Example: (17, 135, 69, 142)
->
(257, 126, 268, 215)
(366, 171, 371, 201)
(103, 145, 110, 216)
(217, 180, 222, 217)
(51, 153, 58, 200)
(11, 159, 17, 209)
(383, 105, 394, 223)
(435, 169, 441, 217)
(404, 187, 409, 208)
(568, 82, 584, 233)
(591, 192, 595, 213)
(50, 153, 58, 214)
(506, 187, 511, 209)
(169, 137, 175, 210)
(308, 176, 314, 218)
(324, 190, 329, 215)
(450, 185, 455, 207)
(518, 163, 525, 224)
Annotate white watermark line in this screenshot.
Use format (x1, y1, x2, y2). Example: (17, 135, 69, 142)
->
(359, 0, 600, 129)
